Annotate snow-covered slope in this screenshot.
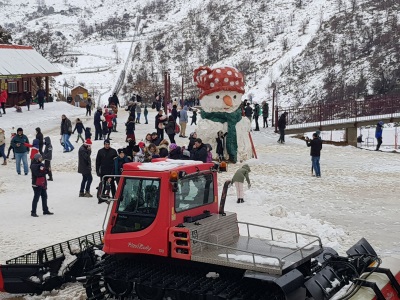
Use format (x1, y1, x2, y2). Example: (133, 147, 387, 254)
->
(3, 0, 394, 108)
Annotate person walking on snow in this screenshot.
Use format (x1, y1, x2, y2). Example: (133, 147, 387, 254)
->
(36, 87, 46, 110)
(277, 112, 288, 143)
(60, 115, 74, 152)
(231, 164, 251, 203)
(306, 132, 322, 177)
(0, 88, 8, 115)
(78, 139, 93, 197)
(30, 153, 53, 217)
(73, 118, 85, 143)
(375, 121, 384, 151)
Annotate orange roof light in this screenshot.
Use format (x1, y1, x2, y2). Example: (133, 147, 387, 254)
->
(170, 171, 178, 182)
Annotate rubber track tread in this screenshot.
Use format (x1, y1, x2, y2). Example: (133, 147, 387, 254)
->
(86, 255, 286, 299)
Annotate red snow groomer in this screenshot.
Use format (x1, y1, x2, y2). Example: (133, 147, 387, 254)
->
(1, 159, 399, 300)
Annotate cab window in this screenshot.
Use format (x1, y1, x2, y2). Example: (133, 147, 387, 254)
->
(175, 173, 214, 213)
(112, 178, 160, 233)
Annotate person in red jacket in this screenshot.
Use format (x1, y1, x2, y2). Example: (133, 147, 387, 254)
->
(104, 111, 116, 140)
(0, 88, 7, 115)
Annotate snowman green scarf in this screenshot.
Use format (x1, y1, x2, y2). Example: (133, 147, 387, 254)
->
(200, 108, 242, 163)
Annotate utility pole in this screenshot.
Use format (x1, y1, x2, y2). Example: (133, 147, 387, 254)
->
(271, 83, 276, 127)
(163, 70, 170, 115)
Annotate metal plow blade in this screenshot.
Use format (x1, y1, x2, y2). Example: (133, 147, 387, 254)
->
(305, 238, 400, 300)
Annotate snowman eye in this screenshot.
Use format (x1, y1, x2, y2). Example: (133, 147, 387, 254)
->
(233, 95, 237, 99)
(216, 95, 220, 99)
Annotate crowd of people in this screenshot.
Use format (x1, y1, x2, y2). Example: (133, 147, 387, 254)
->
(0, 93, 272, 217)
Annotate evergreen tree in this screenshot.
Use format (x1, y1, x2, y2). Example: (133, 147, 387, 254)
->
(0, 26, 12, 44)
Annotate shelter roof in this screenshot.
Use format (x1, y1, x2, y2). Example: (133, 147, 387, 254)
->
(0, 44, 62, 78)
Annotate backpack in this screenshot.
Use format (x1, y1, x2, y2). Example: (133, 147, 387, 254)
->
(151, 101, 156, 109)
(175, 124, 180, 134)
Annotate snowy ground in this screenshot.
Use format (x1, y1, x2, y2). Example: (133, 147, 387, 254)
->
(0, 102, 399, 299)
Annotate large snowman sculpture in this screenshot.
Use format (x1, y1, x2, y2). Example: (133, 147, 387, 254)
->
(193, 66, 252, 163)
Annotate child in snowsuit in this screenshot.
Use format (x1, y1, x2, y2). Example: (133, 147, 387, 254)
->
(191, 110, 197, 125)
(73, 118, 85, 143)
(216, 131, 227, 162)
(231, 164, 251, 203)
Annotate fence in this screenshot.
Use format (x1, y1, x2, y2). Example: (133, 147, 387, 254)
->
(277, 94, 400, 130)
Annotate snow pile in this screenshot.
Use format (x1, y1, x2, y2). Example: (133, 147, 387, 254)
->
(218, 254, 282, 267)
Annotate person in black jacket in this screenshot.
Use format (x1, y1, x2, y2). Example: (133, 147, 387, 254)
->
(85, 127, 92, 140)
(171, 105, 178, 121)
(93, 107, 103, 140)
(125, 116, 136, 143)
(73, 118, 85, 143)
(78, 139, 93, 197)
(43, 136, 53, 181)
(244, 103, 253, 121)
(306, 133, 323, 178)
(253, 104, 260, 131)
(96, 139, 118, 197)
(191, 138, 208, 163)
(60, 115, 74, 152)
(277, 112, 288, 144)
(35, 127, 44, 155)
(30, 153, 53, 217)
(165, 115, 176, 144)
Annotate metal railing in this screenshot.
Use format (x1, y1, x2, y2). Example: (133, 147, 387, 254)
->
(6, 231, 104, 265)
(277, 94, 400, 130)
(191, 222, 322, 273)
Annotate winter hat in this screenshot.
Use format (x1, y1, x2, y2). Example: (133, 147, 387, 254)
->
(190, 132, 196, 138)
(34, 153, 42, 160)
(169, 143, 177, 150)
(117, 148, 125, 154)
(378, 121, 384, 126)
(193, 66, 245, 99)
(138, 142, 145, 148)
(84, 139, 92, 145)
(17, 128, 23, 132)
(97, 106, 102, 111)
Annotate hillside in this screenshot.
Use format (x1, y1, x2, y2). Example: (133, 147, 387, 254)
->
(1, 0, 398, 106)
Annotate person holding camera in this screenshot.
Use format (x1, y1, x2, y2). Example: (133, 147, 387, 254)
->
(305, 133, 323, 178)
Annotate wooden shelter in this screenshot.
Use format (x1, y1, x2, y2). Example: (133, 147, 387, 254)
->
(0, 44, 62, 107)
(70, 85, 89, 108)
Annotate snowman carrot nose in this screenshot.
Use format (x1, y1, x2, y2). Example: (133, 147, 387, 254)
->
(223, 95, 233, 106)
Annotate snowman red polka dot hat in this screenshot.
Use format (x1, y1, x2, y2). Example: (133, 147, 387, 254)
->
(193, 66, 245, 99)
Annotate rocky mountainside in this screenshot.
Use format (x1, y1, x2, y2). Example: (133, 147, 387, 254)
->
(1, 0, 398, 105)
